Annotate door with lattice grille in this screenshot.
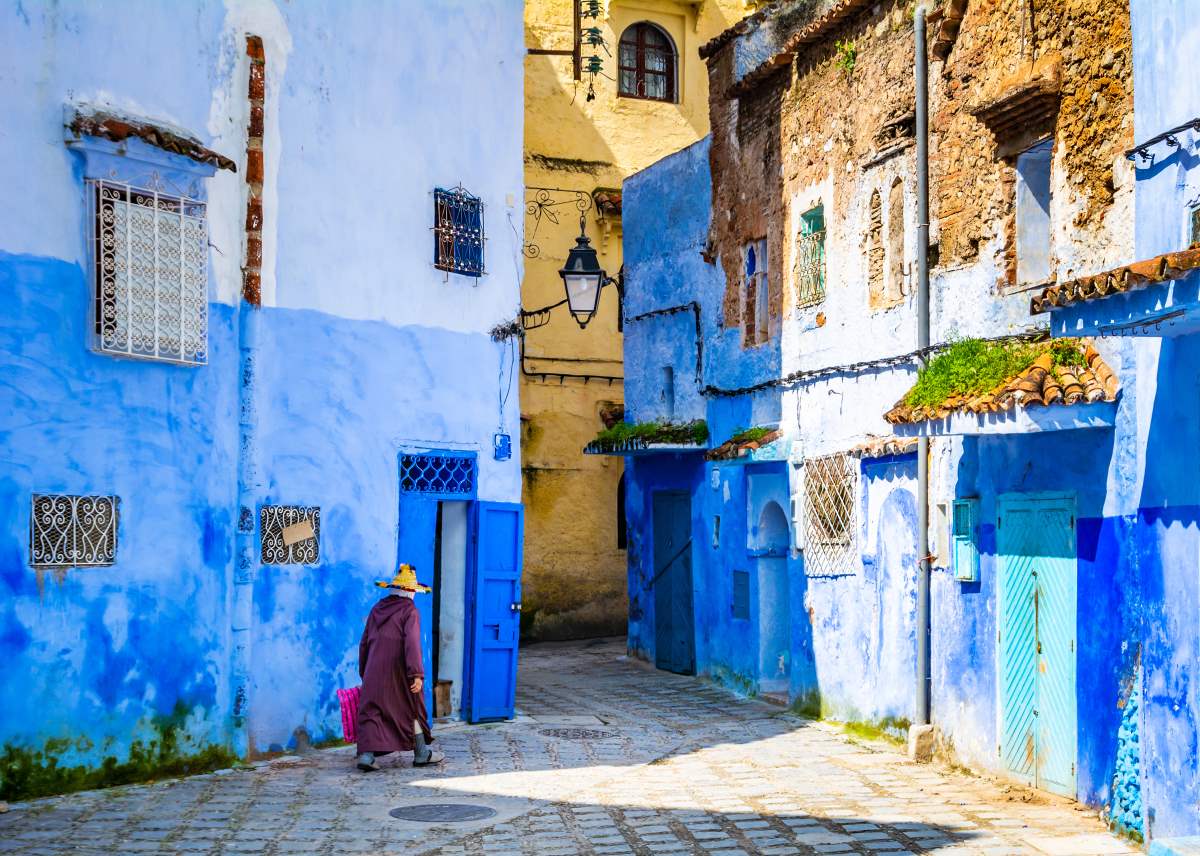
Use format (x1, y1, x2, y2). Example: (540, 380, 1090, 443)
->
(998, 494, 1077, 797)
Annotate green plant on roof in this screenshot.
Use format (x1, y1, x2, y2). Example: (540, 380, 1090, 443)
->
(589, 419, 709, 450)
(904, 338, 1085, 409)
(728, 426, 776, 444)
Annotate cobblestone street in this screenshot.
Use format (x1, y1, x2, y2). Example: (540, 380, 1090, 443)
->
(0, 639, 1137, 856)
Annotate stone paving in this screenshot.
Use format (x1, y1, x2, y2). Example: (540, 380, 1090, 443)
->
(0, 638, 1137, 855)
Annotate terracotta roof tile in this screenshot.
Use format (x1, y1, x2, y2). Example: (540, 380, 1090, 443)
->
(706, 429, 782, 461)
(848, 436, 917, 458)
(725, 0, 874, 98)
(884, 340, 1118, 425)
(67, 108, 237, 173)
(1030, 247, 1200, 313)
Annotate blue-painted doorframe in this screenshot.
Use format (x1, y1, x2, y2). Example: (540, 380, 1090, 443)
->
(997, 491, 1078, 797)
(396, 450, 522, 723)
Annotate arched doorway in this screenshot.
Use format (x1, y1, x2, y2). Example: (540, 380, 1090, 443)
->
(756, 500, 791, 696)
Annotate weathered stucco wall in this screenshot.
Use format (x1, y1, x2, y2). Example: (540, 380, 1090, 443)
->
(519, 0, 749, 641)
(0, 0, 523, 799)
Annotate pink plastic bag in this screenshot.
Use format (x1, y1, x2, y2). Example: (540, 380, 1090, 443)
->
(337, 685, 361, 744)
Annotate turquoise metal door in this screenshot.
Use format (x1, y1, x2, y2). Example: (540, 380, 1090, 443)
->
(998, 494, 1077, 797)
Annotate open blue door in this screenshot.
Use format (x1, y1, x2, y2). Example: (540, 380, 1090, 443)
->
(464, 501, 523, 722)
(397, 497, 438, 716)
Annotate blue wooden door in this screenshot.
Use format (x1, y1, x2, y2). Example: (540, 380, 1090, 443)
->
(397, 497, 438, 715)
(998, 494, 1077, 796)
(464, 501, 523, 722)
(652, 491, 695, 675)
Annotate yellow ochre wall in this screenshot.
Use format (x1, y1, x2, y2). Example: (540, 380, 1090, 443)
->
(520, 0, 749, 641)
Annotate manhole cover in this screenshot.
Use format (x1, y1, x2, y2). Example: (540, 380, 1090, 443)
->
(539, 728, 617, 740)
(389, 803, 498, 823)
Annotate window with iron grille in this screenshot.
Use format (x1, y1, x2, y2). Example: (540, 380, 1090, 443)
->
(433, 186, 484, 277)
(800, 453, 858, 577)
(90, 179, 208, 365)
(796, 205, 826, 307)
(30, 494, 118, 567)
(400, 452, 476, 499)
(618, 22, 677, 103)
(260, 505, 320, 565)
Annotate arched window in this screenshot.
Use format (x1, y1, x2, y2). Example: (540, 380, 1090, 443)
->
(618, 23, 677, 102)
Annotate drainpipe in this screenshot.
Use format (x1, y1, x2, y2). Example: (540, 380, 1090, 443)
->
(231, 35, 267, 759)
(914, 7, 932, 730)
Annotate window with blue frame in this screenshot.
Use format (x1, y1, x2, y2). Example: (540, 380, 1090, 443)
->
(951, 498, 980, 582)
(434, 186, 484, 277)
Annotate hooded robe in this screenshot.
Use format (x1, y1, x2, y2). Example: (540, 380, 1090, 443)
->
(355, 594, 433, 753)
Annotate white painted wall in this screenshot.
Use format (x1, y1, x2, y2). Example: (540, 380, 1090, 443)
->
(438, 501, 469, 719)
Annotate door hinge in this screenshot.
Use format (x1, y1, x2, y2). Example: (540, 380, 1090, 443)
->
(1070, 639, 1075, 652)
(1071, 762, 1076, 775)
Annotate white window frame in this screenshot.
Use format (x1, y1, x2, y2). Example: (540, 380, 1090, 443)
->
(89, 178, 209, 365)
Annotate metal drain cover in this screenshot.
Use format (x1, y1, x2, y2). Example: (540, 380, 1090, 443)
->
(389, 803, 498, 823)
(539, 727, 617, 740)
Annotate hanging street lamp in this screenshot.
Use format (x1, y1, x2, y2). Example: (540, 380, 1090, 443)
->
(558, 215, 618, 329)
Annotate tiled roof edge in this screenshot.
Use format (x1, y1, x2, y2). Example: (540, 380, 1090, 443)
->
(883, 340, 1119, 425)
(1030, 247, 1200, 314)
(699, 2, 782, 60)
(67, 107, 237, 173)
(725, 0, 874, 99)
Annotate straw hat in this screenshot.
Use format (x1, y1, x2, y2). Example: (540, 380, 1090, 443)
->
(375, 563, 432, 593)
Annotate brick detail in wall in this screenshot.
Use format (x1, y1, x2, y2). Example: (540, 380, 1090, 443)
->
(243, 35, 265, 306)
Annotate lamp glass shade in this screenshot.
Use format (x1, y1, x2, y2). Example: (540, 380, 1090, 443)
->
(564, 272, 602, 324)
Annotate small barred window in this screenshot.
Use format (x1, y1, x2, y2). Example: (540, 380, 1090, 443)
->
(400, 452, 476, 498)
(800, 453, 858, 577)
(30, 494, 118, 567)
(433, 186, 484, 277)
(91, 179, 208, 365)
(260, 506, 320, 565)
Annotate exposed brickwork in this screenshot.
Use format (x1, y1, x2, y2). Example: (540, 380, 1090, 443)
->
(934, 0, 1132, 267)
(243, 35, 265, 306)
(705, 0, 1132, 316)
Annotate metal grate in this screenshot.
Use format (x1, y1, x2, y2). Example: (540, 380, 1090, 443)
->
(30, 494, 118, 567)
(801, 453, 858, 576)
(433, 186, 484, 277)
(795, 228, 826, 307)
(400, 453, 476, 498)
(539, 728, 617, 740)
(260, 505, 320, 565)
(90, 179, 208, 365)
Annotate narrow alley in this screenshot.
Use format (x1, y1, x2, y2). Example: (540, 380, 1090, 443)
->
(0, 639, 1135, 856)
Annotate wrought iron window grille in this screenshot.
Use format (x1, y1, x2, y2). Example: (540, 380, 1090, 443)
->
(260, 506, 320, 565)
(796, 228, 826, 307)
(433, 186, 485, 277)
(89, 178, 209, 365)
(30, 494, 118, 568)
(800, 453, 858, 577)
(400, 452, 477, 499)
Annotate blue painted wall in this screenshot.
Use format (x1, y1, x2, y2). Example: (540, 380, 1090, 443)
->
(623, 138, 919, 733)
(0, 0, 523, 791)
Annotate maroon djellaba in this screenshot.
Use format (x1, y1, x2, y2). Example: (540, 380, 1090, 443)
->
(354, 564, 444, 771)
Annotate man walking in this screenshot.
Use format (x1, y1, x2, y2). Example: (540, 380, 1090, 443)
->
(355, 564, 444, 771)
